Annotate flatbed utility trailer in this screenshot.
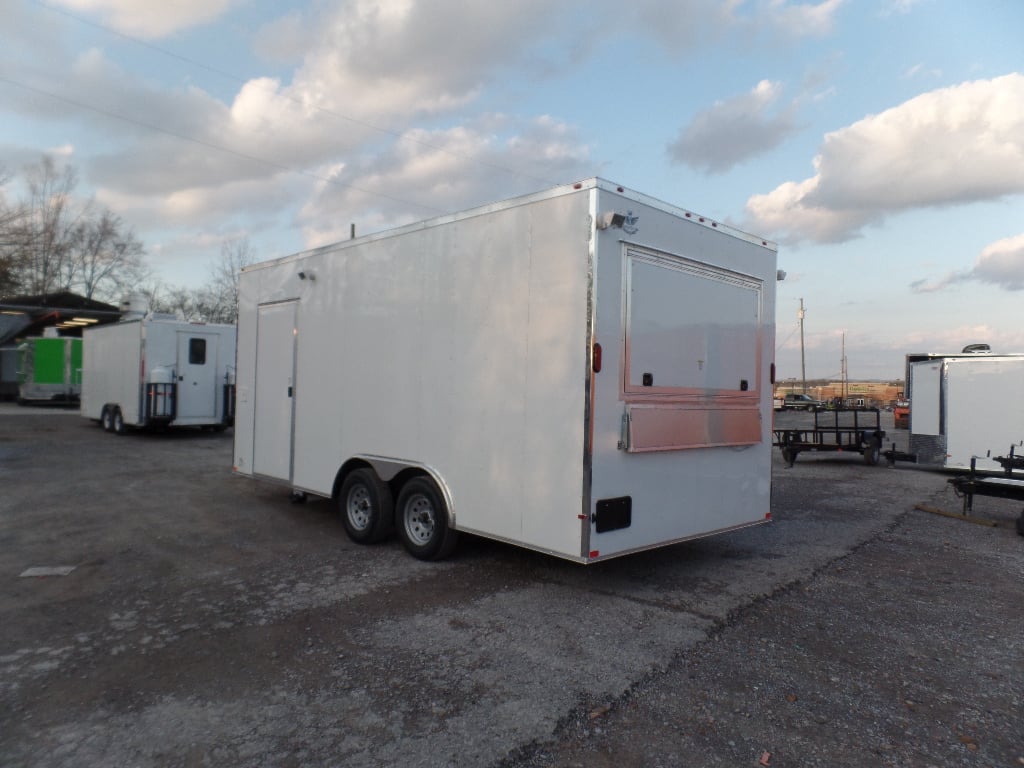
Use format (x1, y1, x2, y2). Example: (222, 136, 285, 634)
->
(947, 458, 1024, 536)
(233, 178, 779, 563)
(993, 445, 1024, 475)
(774, 408, 886, 467)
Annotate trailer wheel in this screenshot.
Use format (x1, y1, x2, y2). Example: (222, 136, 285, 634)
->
(101, 406, 115, 432)
(338, 468, 394, 544)
(112, 408, 127, 435)
(863, 437, 881, 466)
(395, 476, 458, 561)
(781, 447, 796, 467)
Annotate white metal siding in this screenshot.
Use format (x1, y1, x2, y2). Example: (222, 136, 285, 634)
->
(81, 322, 143, 423)
(909, 362, 942, 435)
(587, 189, 775, 558)
(945, 357, 1024, 470)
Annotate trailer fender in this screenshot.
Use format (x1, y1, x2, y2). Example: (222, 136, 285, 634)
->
(336, 456, 457, 531)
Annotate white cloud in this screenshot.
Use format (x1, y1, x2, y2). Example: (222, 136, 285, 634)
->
(912, 233, 1024, 293)
(631, 0, 843, 49)
(253, 0, 574, 121)
(903, 63, 942, 79)
(298, 117, 593, 248)
(2, 0, 853, 268)
(762, 0, 844, 37)
(973, 233, 1024, 289)
(668, 80, 799, 173)
(900, 324, 1024, 355)
(52, 0, 237, 38)
(747, 74, 1024, 243)
(881, 0, 926, 16)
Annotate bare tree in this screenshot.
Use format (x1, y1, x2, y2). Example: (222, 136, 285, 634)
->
(73, 210, 149, 301)
(202, 237, 254, 324)
(157, 285, 204, 321)
(17, 157, 86, 295)
(130, 238, 254, 324)
(0, 167, 26, 295)
(0, 156, 149, 301)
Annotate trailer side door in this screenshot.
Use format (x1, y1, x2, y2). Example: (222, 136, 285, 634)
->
(252, 301, 297, 481)
(176, 331, 220, 422)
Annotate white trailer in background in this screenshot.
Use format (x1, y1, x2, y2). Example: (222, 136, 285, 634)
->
(233, 179, 778, 562)
(81, 313, 237, 434)
(907, 352, 1024, 472)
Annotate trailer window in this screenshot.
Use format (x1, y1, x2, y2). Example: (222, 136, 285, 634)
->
(188, 338, 207, 365)
(624, 247, 761, 397)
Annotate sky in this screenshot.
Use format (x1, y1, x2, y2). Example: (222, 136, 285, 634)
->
(1, 0, 1022, 381)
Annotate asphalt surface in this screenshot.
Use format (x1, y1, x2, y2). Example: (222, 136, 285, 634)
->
(0, 405, 1021, 767)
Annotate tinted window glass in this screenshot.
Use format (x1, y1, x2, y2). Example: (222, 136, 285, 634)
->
(189, 338, 207, 365)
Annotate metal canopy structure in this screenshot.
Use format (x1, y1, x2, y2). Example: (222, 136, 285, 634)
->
(0, 292, 121, 345)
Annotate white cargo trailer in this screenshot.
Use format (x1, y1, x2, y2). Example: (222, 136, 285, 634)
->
(81, 315, 237, 434)
(233, 179, 778, 562)
(907, 352, 1024, 471)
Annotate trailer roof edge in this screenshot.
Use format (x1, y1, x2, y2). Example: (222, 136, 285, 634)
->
(243, 178, 777, 274)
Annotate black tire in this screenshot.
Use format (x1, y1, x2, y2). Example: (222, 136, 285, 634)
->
(101, 406, 115, 432)
(781, 447, 795, 467)
(338, 468, 394, 544)
(395, 476, 458, 561)
(863, 437, 881, 466)
(112, 408, 127, 435)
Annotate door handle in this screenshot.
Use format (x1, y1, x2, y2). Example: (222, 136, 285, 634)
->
(287, 386, 293, 397)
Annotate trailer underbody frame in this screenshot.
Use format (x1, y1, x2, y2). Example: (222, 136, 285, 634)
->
(947, 457, 1024, 536)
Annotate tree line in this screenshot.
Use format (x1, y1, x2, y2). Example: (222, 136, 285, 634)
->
(0, 156, 250, 324)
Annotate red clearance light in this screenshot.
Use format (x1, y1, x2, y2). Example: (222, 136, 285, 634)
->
(574, 182, 582, 189)
(617, 186, 624, 192)
(589, 550, 600, 558)
(765, 512, 772, 520)
(593, 342, 602, 373)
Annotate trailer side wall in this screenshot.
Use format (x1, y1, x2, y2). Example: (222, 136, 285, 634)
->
(81, 322, 143, 422)
(235, 190, 591, 557)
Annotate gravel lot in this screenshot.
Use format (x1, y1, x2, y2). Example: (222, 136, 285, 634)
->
(1, 405, 1021, 767)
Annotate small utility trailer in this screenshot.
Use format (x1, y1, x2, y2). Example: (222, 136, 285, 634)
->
(774, 408, 886, 467)
(947, 458, 1024, 536)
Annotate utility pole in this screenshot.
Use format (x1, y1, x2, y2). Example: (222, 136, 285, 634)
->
(799, 298, 806, 393)
(841, 332, 848, 401)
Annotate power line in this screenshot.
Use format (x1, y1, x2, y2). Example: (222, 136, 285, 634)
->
(0, 74, 444, 215)
(28, 0, 560, 190)
(775, 321, 799, 352)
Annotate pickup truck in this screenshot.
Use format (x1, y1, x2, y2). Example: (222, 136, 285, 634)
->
(781, 393, 825, 411)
